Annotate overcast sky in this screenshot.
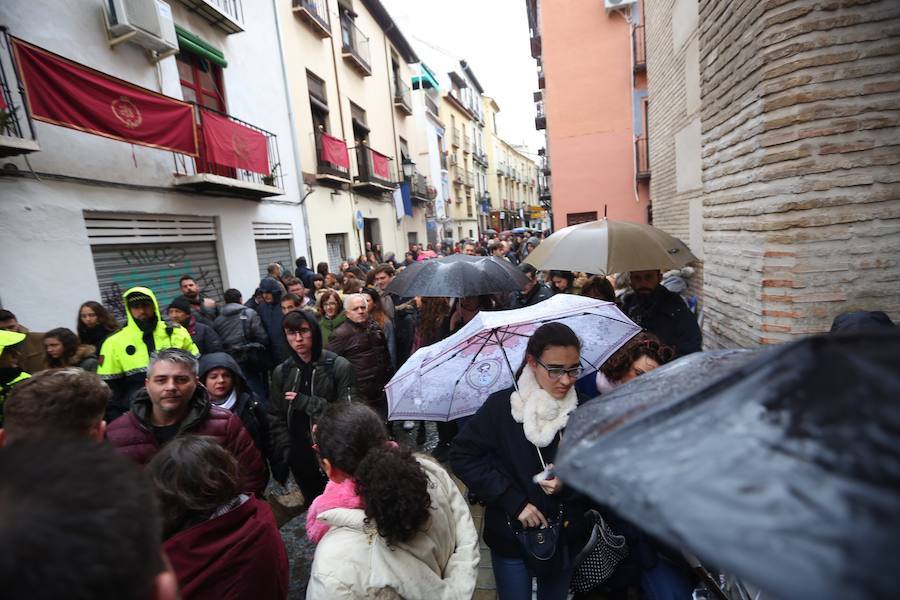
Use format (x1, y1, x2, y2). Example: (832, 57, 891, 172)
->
(381, 0, 542, 155)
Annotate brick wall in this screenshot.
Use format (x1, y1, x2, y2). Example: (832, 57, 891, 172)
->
(699, 0, 900, 347)
(647, 0, 900, 349)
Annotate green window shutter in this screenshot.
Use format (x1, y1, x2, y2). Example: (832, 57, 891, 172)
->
(175, 25, 228, 68)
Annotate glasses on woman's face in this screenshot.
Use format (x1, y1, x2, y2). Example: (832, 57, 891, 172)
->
(534, 357, 584, 381)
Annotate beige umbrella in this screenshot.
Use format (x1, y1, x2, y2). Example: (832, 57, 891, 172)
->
(524, 218, 697, 274)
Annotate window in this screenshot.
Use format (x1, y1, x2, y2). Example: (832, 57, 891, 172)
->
(391, 54, 402, 95)
(339, 3, 355, 50)
(177, 51, 226, 110)
(567, 211, 598, 226)
(399, 137, 410, 163)
(350, 102, 368, 145)
(307, 70, 329, 133)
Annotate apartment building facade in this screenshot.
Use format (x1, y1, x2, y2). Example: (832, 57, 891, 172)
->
(526, 0, 650, 227)
(482, 96, 543, 232)
(0, 0, 307, 330)
(281, 0, 428, 268)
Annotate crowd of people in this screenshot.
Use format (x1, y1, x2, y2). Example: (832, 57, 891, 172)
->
(0, 231, 718, 600)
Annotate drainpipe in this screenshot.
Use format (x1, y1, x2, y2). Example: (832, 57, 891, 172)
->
(271, 0, 313, 261)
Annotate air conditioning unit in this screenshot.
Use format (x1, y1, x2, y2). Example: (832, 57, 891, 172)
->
(106, 0, 178, 55)
(605, 0, 638, 11)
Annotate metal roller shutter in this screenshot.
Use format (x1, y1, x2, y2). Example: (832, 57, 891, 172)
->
(85, 213, 224, 322)
(255, 239, 293, 280)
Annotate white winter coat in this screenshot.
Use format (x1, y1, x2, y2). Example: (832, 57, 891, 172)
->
(306, 456, 480, 600)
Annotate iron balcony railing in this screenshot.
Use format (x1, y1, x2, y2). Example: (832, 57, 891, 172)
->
(393, 79, 413, 114)
(315, 129, 350, 179)
(173, 103, 282, 188)
(463, 169, 474, 188)
(452, 127, 461, 147)
(0, 27, 38, 147)
(292, 0, 330, 35)
(341, 18, 371, 74)
(633, 24, 646, 72)
(353, 143, 394, 188)
(177, 0, 244, 33)
(425, 89, 440, 116)
(462, 132, 472, 154)
(410, 170, 430, 200)
(535, 100, 546, 130)
(636, 136, 650, 180)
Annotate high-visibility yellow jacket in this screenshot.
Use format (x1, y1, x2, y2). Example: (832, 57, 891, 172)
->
(0, 371, 31, 426)
(97, 286, 198, 381)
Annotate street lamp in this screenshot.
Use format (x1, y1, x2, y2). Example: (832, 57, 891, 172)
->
(401, 156, 416, 180)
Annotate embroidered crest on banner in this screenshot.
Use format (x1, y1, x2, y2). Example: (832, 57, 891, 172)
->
(111, 96, 143, 129)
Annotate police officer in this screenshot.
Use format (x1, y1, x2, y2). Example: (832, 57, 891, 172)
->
(0, 329, 31, 425)
(97, 287, 198, 421)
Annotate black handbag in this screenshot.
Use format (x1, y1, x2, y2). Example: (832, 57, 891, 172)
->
(508, 505, 569, 577)
(570, 509, 629, 592)
(507, 444, 571, 577)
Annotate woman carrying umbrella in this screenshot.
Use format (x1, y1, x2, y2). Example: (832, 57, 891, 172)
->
(450, 322, 589, 600)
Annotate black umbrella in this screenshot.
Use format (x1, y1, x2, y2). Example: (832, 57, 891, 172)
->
(386, 254, 528, 298)
(556, 332, 900, 600)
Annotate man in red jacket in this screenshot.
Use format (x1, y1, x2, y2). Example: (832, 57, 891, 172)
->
(106, 348, 267, 496)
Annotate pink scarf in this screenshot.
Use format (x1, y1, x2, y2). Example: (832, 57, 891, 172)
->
(305, 478, 363, 544)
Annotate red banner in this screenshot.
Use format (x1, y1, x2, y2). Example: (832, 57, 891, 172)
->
(11, 37, 197, 156)
(371, 148, 390, 180)
(200, 109, 269, 175)
(319, 132, 349, 171)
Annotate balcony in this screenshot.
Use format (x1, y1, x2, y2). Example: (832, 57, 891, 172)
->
(633, 24, 646, 72)
(496, 162, 506, 176)
(448, 153, 459, 167)
(424, 89, 440, 117)
(535, 100, 546, 130)
(393, 79, 413, 116)
(462, 133, 472, 154)
(292, 0, 331, 38)
(473, 150, 488, 167)
(409, 171, 432, 204)
(352, 144, 395, 193)
(453, 168, 463, 187)
(537, 66, 545, 89)
(451, 127, 461, 148)
(176, 0, 244, 34)
(463, 169, 474, 188)
(341, 19, 371, 76)
(636, 136, 650, 180)
(0, 30, 40, 157)
(173, 105, 283, 199)
(314, 130, 351, 186)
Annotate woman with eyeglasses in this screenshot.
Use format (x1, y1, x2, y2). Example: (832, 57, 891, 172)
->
(450, 322, 590, 600)
(317, 290, 345, 345)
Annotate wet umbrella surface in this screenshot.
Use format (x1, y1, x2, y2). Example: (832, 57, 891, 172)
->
(385, 253, 528, 298)
(555, 332, 900, 600)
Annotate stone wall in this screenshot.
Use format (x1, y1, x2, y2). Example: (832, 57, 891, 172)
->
(696, 0, 899, 347)
(645, 0, 707, 318)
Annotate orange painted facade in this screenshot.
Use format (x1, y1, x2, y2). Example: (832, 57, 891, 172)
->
(531, 0, 649, 227)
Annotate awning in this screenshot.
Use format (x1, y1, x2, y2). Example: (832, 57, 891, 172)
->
(11, 37, 197, 156)
(175, 26, 227, 68)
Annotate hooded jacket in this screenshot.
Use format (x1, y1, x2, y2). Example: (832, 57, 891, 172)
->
(306, 456, 480, 600)
(254, 277, 287, 362)
(97, 287, 198, 380)
(106, 385, 268, 496)
(47, 344, 99, 373)
(164, 496, 288, 600)
(199, 352, 270, 460)
(97, 287, 198, 419)
(267, 310, 358, 484)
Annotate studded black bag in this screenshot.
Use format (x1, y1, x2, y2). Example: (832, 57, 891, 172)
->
(570, 509, 629, 593)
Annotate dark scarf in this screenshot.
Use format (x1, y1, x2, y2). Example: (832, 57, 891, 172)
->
(136, 316, 159, 354)
(80, 324, 109, 349)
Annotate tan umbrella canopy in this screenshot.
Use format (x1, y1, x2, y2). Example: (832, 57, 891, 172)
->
(524, 218, 697, 274)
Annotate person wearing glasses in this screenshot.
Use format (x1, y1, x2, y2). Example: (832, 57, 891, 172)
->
(450, 322, 590, 600)
(267, 309, 359, 506)
(316, 290, 346, 345)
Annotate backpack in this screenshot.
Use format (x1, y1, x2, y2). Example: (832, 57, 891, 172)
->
(228, 309, 268, 369)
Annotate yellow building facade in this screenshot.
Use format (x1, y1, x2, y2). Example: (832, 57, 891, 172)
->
(279, 0, 428, 268)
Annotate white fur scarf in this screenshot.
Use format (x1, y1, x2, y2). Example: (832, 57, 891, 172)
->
(510, 364, 578, 448)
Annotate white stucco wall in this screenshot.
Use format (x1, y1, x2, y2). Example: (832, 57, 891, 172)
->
(0, 0, 307, 330)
